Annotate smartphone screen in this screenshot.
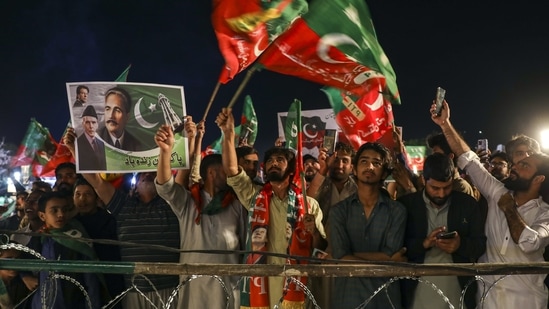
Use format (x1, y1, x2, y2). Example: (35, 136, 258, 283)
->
(323, 129, 337, 155)
(477, 139, 489, 151)
(435, 87, 446, 116)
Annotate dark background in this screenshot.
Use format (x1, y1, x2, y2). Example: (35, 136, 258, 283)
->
(2, 0, 549, 156)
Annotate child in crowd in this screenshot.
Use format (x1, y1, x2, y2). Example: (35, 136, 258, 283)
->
(27, 191, 108, 309)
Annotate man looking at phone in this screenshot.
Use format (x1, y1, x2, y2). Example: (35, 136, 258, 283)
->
(432, 100, 549, 309)
(398, 153, 486, 309)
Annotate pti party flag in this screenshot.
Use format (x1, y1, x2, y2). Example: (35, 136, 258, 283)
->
(202, 95, 259, 156)
(38, 122, 76, 177)
(10, 119, 57, 170)
(322, 86, 394, 150)
(211, 0, 308, 83)
(258, 0, 400, 105)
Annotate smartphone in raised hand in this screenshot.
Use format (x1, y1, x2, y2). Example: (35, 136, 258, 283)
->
(434, 87, 446, 116)
(323, 129, 337, 155)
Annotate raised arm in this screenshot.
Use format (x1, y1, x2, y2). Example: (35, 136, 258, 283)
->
(154, 124, 175, 185)
(216, 107, 240, 177)
(430, 100, 471, 157)
(63, 127, 115, 203)
(174, 116, 198, 188)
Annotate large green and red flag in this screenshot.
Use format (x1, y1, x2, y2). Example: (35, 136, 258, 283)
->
(211, 0, 308, 83)
(258, 0, 400, 105)
(10, 119, 58, 176)
(202, 95, 258, 156)
(322, 85, 394, 150)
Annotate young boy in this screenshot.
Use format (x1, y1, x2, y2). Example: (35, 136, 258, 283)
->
(28, 191, 106, 309)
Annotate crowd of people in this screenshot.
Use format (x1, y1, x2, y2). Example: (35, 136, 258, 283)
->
(0, 100, 549, 309)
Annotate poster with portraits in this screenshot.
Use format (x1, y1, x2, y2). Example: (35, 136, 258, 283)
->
(67, 82, 189, 173)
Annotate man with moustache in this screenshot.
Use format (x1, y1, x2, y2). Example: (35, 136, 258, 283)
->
(216, 107, 327, 308)
(398, 153, 486, 309)
(303, 154, 320, 184)
(77, 105, 106, 170)
(99, 87, 143, 151)
(305, 142, 356, 308)
(329, 142, 406, 309)
(432, 100, 549, 309)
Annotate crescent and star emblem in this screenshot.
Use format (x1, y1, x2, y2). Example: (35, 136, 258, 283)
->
(363, 85, 384, 111)
(134, 97, 159, 128)
(317, 33, 360, 64)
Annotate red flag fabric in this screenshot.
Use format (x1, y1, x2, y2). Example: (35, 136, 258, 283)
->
(39, 122, 76, 177)
(258, 0, 400, 105)
(211, 0, 308, 83)
(322, 86, 394, 150)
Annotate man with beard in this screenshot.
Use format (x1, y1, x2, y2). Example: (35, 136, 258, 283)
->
(305, 142, 356, 308)
(431, 100, 549, 309)
(53, 162, 79, 218)
(488, 152, 510, 181)
(329, 142, 407, 309)
(216, 107, 326, 308)
(303, 154, 320, 184)
(155, 123, 247, 309)
(307, 142, 356, 226)
(398, 153, 486, 309)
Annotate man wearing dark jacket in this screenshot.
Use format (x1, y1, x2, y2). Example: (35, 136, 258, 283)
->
(398, 153, 486, 309)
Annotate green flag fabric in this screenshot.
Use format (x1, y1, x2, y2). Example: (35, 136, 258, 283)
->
(259, 0, 400, 105)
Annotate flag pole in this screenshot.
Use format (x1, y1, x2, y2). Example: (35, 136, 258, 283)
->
(201, 81, 221, 122)
(227, 65, 257, 109)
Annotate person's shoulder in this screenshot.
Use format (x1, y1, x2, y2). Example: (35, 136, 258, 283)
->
(451, 190, 478, 203)
(396, 191, 422, 205)
(332, 192, 358, 209)
(381, 193, 406, 211)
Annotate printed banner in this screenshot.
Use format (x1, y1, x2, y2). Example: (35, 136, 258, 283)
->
(67, 82, 189, 173)
(277, 108, 341, 157)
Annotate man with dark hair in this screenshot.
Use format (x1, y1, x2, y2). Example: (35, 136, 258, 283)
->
(64, 126, 181, 309)
(427, 132, 476, 198)
(54, 162, 77, 194)
(73, 177, 124, 303)
(73, 85, 89, 107)
(307, 142, 356, 226)
(303, 154, 320, 183)
(99, 87, 143, 151)
(329, 142, 406, 309)
(488, 152, 510, 181)
(155, 124, 247, 308)
(217, 107, 326, 308)
(235, 145, 261, 183)
(432, 100, 549, 309)
(77, 105, 106, 170)
(398, 153, 486, 309)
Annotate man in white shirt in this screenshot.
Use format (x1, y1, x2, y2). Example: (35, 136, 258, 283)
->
(431, 99, 549, 309)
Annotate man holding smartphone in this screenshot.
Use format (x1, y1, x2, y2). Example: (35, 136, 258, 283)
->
(398, 153, 486, 309)
(431, 100, 549, 309)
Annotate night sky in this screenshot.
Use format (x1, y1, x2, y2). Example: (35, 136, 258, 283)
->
(2, 1, 549, 156)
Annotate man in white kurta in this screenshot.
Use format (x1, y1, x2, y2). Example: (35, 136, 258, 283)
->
(155, 124, 247, 309)
(432, 100, 549, 309)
